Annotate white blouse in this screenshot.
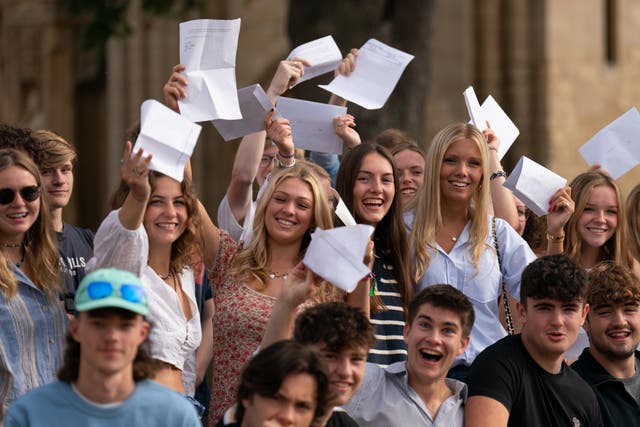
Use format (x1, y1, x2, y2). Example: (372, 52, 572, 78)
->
(86, 210, 202, 393)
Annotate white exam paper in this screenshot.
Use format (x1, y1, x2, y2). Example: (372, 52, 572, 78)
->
(579, 107, 640, 179)
(133, 100, 202, 182)
(334, 197, 356, 226)
(503, 156, 567, 217)
(464, 87, 520, 159)
(303, 225, 374, 292)
(178, 19, 242, 122)
(275, 97, 347, 154)
(211, 84, 273, 141)
(288, 35, 342, 87)
(319, 39, 414, 110)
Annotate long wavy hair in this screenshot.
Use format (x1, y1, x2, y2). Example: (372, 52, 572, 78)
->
(233, 164, 334, 290)
(410, 123, 491, 281)
(336, 143, 413, 314)
(627, 183, 640, 262)
(110, 171, 202, 273)
(0, 149, 60, 299)
(565, 170, 634, 269)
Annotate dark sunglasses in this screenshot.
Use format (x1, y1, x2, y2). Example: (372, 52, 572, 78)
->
(0, 186, 40, 205)
(87, 281, 147, 304)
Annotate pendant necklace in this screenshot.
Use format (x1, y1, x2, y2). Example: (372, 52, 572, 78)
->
(268, 272, 288, 281)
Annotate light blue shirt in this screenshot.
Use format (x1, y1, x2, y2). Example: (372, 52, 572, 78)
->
(344, 362, 466, 427)
(5, 380, 201, 426)
(416, 217, 536, 366)
(0, 267, 68, 421)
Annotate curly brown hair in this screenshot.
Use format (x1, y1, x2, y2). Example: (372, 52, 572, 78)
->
(586, 261, 640, 309)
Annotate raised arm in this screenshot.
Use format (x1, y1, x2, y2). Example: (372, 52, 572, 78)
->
(328, 48, 358, 107)
(119, 141, 152, 229)
(260, 263, 317, 349)
(546, 186, 574, 255)
(162, 64, 188, 113)
(484, 125, 518, 229)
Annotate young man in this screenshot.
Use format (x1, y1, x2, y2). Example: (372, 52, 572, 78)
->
(29, 129, 94, 300)
(571, 262, 640, 425)
(5, 268, 201, 426)
(344, 284, 474, 426)
(465, 254, 602, 427)
(219, 340, 331, 427)
(241, 263, 377, 427)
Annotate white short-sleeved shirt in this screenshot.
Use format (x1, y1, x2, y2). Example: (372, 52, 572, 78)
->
(217, 194, 257, 248)
(416, 216, 537, 366)
(86, 210, 202, 392)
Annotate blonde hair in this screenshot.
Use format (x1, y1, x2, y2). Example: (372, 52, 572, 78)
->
(29, 129, 77, 169)
(410, 123, 491, 281)
(566, 171, 634, 269)
(234, 164, 334, 291)
(0, 149, 60, 298)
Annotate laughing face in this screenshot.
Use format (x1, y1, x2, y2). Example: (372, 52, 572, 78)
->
(439, 138, 483, 206)
(404, 303, 469, 386)
(577, 185, 618, 250)
(264, 177, 314, 245)
(584, 301, 640, 361)
(352, 152, 395, 226)
(143, 176, 188, 247)
(0, 165, 40, 242)
(394, 149, 425, 206)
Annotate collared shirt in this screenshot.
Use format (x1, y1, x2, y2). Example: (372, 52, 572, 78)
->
(0, 267, 68, 421)
(344, 361, 467, 427)
(416, 216, 536, 365)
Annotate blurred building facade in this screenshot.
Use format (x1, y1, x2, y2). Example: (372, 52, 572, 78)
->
(1, 0, 639, 229)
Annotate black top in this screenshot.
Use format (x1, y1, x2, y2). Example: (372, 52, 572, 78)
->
(571, 348, 640, 427)
(468, 334, 603, 427)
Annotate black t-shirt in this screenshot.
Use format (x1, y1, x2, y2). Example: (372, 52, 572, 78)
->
(467, 334, 602, 427)
(57, 223, 94, 294)
(325, 409, 359, 427)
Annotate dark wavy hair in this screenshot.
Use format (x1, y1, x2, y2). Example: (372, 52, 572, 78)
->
(336, 142, 413, 314)
(58, 308, 157, 382)
(520, 254, 588, 305)
(236, 340, 330, 424)
(408, 284, 475, 337)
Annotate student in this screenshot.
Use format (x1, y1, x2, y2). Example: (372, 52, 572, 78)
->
(571, 262, 640, 426)
(5, 268, 200, 426)
(217, 340, 331, 427)
(465, 254, 602, 427)
(30, 129, 94, 300)
(344, 284, 474, 426)
(258, 262, 377, 426)
(0, 148, 67, 422)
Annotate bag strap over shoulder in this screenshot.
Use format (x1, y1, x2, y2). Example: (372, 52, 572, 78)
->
(492, 216, 515, 335)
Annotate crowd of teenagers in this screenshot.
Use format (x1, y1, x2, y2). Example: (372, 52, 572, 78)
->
(0, 45, 639, 427)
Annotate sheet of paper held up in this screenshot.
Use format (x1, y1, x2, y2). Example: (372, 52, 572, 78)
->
(303, 224, 374, 293)
(288, 35, 342, 87)
(275, 97, 347, 154)
(319, 39, 414, 110)
(463, 86, 520, 159)
(133, 100, 202, 182)
(211, 84, 273, 141)
(334, 196, 356, 226)
(503, 156, 567, 217)
(178, 19, 242, 123)
(579, 107, 640, 179)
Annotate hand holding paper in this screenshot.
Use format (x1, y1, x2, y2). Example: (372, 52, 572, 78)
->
(133, 100, 202, 182)
(287, 35, 342, 87)
(303, 225, 375, 292)
(463, 86, 520, 159)
(503, 156, 567, 217)
(319, 39, 414, 110)
(579, 107, 640, 179)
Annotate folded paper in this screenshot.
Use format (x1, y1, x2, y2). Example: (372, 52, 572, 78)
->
(212, 84, 273, 141)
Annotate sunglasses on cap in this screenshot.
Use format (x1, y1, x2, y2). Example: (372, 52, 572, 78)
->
(0, 186, 40, 205)
(87, 281, 146, 304)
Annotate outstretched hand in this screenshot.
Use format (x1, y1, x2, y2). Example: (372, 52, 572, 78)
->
(264, 110, 294, 157)
(163, 64, 188, 112)
(267, 57, 311, 101)
(121, 141, 152, 202)
(333, 114, 361, 149)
